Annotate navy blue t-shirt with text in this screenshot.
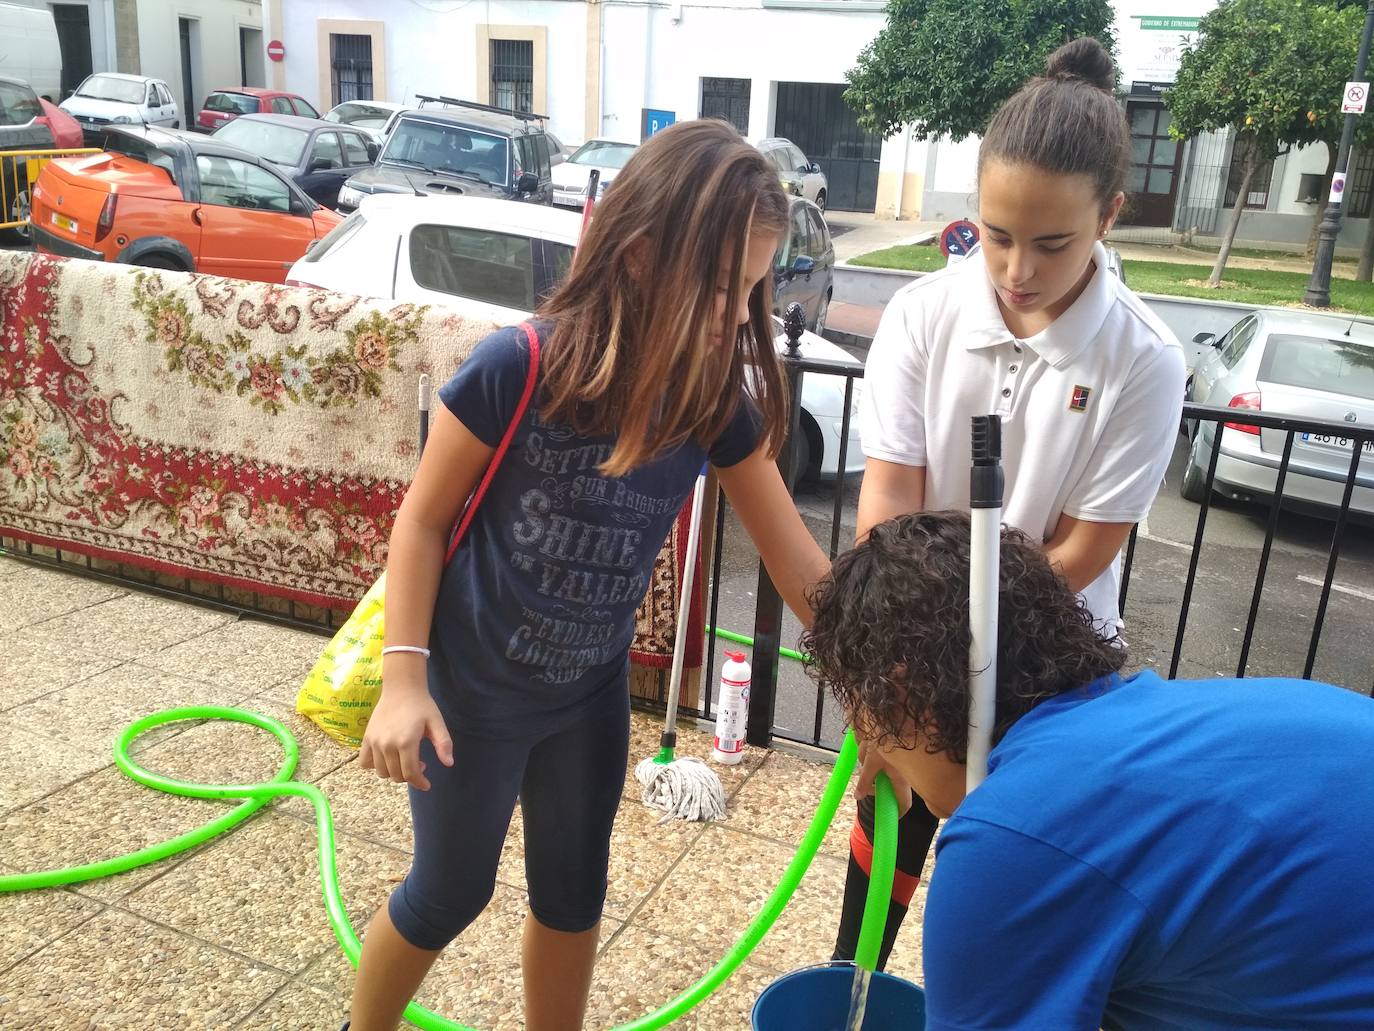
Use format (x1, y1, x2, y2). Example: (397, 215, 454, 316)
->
(429, 324, 759, 737)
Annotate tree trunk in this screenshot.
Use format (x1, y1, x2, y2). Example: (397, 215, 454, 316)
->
(1307, 143, 1339, 258)
(1211, 153, 1259, 286)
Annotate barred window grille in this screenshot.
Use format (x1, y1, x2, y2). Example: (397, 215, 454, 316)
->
(1224, 136, 1274, 210)
(330, 34, 373, 106)
(701, 77, 750, 134)
(1346, 147, 1374, 219)
(491, 39, 533, 113)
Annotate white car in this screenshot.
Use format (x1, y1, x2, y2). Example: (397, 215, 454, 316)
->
(60, 73, 178, 140)
(322, 100, 406, 144)
(286, 194, 862, 478)
(551, 138, 637, 209)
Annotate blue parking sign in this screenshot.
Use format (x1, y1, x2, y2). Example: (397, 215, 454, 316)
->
(641, 108, 676, 141)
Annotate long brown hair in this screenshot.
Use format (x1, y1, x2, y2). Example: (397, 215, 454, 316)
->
(537, 119, 790, 476)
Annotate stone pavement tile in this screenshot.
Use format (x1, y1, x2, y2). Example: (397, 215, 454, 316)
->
(0, 565, 126, 631)
(0, 764, 225, 903)
(0, 553, 26, 576)
(132, 696, 358, 821)
(25, 590, 234, 660)
(309, 756, 414, 854)
(0, 877, 103, 976)
(584, 923, 777, 1029)
(726, 749, 856, 860)
(0, 726, 111, 818)
(142, 617, 329, 692)
(631, 825, 853, 975)
(8, 661, 256, 756)
(0, 629, 124, 713)
(603, 794, 704, 920)
(0, 908, 286, 1029)
(120, 812, 409, 976)
(235, 981, 349, 1031)
(298, 880, 528, 1024)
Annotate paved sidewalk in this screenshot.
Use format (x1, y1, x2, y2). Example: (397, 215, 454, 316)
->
(0, 552, 931, 1029)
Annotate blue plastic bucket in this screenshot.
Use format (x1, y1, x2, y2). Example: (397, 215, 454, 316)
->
(752, 962, 926, 1030)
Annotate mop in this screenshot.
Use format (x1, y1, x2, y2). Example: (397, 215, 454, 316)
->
(635, 466, 729, 823)
(842, 414, 1004, 1031)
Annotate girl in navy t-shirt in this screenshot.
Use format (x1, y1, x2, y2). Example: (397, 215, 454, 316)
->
(347, 120, 830, 1030)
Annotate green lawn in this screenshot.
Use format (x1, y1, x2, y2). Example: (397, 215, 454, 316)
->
(847, 245, 1374, 316)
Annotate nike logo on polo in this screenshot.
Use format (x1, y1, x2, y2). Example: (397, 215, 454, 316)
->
(1069, 385, 1092, 413)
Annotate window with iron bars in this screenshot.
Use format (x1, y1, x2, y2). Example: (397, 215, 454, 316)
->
(330, 34, 373, 105)
(1224, 135, 1274, 210)
(491, 39, 533, 113)
(1344, 146, 1374, 219)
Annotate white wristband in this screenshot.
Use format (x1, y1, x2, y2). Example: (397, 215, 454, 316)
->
(382, 645, 431, 658)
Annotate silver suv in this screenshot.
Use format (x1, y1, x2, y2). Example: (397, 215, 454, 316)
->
(753, 137, 828, 211)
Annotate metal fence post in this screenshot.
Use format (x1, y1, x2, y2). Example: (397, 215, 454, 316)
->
(745, 303, 807, 747)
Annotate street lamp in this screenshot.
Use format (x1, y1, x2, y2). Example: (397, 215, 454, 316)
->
(1305, 0, 1374, 307)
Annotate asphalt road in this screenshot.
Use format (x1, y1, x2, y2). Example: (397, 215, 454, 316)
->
(705, 429, 1374, 752)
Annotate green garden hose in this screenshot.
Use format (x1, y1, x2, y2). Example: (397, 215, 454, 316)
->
(708, 625, 808, 665)
(0, 709, 897, 1030)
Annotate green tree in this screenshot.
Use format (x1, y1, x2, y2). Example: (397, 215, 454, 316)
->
(1166, 0, 1364, 285)
(843, 0, 1116, 142)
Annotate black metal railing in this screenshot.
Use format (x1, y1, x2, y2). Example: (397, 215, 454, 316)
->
(7, 330, 1372, 754)
(726, 340, 1374, 751)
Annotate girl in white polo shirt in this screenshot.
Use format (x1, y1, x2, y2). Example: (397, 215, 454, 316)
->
(832, 36, 1186, 969)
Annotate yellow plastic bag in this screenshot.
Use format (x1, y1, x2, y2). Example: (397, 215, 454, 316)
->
(296, 573, 387, 748)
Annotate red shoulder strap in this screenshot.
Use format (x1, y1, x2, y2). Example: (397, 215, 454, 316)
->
(444, 322, 541, 565)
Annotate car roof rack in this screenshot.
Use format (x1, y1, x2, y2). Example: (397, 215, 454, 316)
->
(413, 94, 548, 123)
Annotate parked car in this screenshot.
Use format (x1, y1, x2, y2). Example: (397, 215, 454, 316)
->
(0, 2, 61, 102)
(287, 193, 863, 478)
(551, 138, 637, 209)
(1, 75, 54, 237)
(30, 125, 342, 283)
(410, 94, 567, 167)
(772, 195, 833, 335)
(212, 113, 377, 208)
(338, 101, 555, 210)
(753, 137, 828, 211)
(196, 88, 320, 134)
(322, 100, 406, 143)
(59, 73, 178, 141)
(1181, 309, 1374, 517)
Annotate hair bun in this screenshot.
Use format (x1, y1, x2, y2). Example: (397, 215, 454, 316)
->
(1045, 37, 1115, 93)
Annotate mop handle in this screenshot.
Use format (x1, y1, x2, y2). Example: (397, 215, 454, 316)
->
(661, 469, 708, 736)
(967, 415, 1004, 791)
(418, 374, 431, 456)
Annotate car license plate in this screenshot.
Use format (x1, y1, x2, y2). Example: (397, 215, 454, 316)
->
(51, 212, 78, 233)
(1301, 432, 1374, 454)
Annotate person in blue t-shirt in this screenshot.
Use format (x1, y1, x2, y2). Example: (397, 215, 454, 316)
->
(803, 510, 1374, 1030)
(345, 121, 831, 1031)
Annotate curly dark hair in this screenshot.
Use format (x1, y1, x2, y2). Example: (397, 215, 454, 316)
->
(801, 510, 1126, 761)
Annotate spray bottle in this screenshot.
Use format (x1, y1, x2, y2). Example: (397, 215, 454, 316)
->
(711, 650, 751, 765)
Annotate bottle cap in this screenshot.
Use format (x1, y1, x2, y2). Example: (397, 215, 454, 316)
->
(724, 650, 745, 663)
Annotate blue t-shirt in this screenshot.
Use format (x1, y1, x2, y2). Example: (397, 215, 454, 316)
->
(429, 324, 760, 737)
(924, 670, 1374, 1030)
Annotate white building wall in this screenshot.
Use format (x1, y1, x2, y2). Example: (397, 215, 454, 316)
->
(135, 0, 262, 118)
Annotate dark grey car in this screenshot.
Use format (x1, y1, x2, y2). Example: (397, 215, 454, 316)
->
(210, 113, 377, 208)
(1, 76, 55, 236)
(772, 196, 834, 335)
(337, 102, 554, 211)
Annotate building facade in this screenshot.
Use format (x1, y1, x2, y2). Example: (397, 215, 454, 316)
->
(10, 0, 264, 119)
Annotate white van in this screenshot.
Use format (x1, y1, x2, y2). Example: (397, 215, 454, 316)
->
(0, 3, 61, 101)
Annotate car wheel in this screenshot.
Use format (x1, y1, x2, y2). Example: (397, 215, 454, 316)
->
(1180, 431, 1210, 503)
(5, 188, 32, 242)
(813, 291, 831, 336)
(815, 189, 826, 212)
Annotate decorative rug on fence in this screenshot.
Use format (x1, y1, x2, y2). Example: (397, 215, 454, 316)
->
(0, 251, 699, 668)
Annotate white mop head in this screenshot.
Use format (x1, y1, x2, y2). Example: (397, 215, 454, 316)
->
(634, 756, 728, 823)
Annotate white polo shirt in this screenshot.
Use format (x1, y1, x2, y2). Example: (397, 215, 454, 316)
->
(860, 242, 1185, 629)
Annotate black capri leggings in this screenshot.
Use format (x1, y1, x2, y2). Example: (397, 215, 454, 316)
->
(388, 692, 630, 950)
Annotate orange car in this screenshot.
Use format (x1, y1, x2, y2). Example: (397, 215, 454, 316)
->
(30, 125, 342, 283)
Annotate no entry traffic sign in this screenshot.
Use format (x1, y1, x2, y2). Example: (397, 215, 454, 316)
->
(267, 40, 286, 62)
